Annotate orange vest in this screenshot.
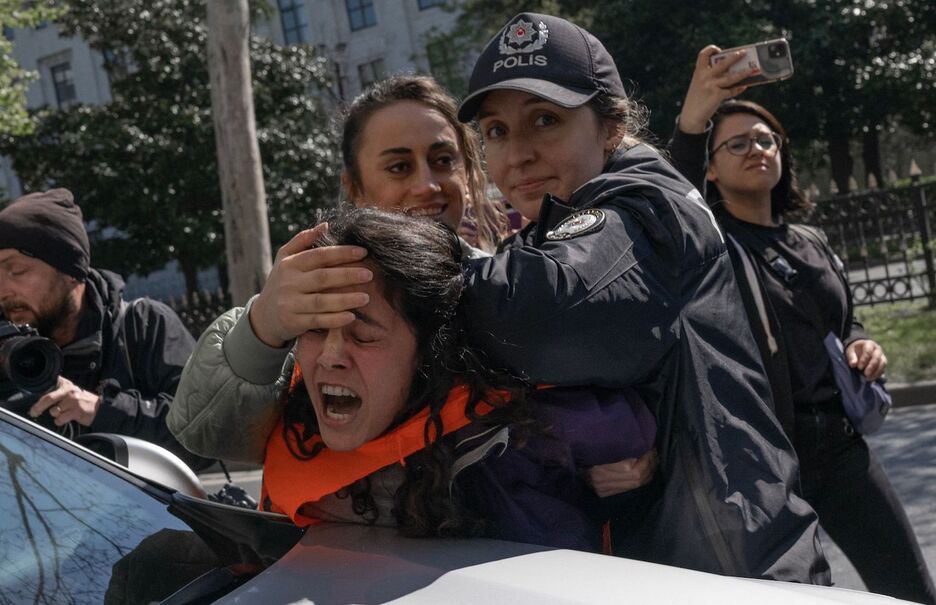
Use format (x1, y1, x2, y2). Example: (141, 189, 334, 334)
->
(262, 383, 494, 526)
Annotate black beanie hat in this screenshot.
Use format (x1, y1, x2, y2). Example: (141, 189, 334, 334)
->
(0, 188, 90, 280)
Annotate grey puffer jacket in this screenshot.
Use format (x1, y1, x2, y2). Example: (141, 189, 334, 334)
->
(166, 302, 293, 464)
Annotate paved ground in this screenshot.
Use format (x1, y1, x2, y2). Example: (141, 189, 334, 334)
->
(200, 403, 936, 597)
(821, 403, 936, 593)
(200, 467, 262, 503)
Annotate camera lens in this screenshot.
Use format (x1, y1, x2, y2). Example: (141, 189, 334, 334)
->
(768, 43, 786, 58)
(0, 335, 63, 394)
(14, 348, 45, 379)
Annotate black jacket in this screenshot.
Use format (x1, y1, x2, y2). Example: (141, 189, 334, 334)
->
(463, 144, 829, 583)
(668, 128, 869, 435)
(60, 269, 207, 469)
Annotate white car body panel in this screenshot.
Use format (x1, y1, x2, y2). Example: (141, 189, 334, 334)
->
(387, 550, 907, 605)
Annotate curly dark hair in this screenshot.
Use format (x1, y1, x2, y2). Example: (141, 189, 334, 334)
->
(281, 206, 532, 537)
(706, 99, 812, 219)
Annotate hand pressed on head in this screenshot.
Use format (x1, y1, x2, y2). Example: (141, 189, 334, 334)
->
(249, 223, 374, 347)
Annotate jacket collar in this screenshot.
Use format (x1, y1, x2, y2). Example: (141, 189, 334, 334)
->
(60, 268, 128, 380)
(61, 271, 106, 376)
(261, 384, 496, 526)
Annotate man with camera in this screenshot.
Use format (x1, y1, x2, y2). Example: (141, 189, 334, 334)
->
(0, 188, 208, 470)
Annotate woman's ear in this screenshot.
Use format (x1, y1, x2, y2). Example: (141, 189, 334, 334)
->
(705, 162, 718, 184)
(602, 119, 624, 155)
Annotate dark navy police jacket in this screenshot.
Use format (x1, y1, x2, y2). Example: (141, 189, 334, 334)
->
(462, 145, 830, 583)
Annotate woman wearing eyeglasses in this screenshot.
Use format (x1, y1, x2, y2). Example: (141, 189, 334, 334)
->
(668, 46, 935, 604)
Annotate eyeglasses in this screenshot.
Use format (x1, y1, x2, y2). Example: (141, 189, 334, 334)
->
(712, 132, 783, 156)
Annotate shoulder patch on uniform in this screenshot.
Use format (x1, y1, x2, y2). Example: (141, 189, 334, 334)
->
(545, 209, 606, 241)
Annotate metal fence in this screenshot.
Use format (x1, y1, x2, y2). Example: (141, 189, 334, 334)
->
(165, 288, 232, 338)
(806, 178, 936, 307)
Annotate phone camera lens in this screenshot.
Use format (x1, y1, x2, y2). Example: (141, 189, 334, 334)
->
(768, 43, 786, 58)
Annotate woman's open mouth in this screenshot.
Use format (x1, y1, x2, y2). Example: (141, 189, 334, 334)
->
(320, 384, 363, 423)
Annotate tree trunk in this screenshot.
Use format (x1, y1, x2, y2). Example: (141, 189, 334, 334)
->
(179, 256, 199, 297)
(828, 134, 854, 194)
(862, 128, 883, 188)
(206, 0, 272, 306)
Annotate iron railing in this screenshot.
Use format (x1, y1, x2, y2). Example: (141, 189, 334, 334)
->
(806, 179, 936, 307)
(165, 288, 232, 338)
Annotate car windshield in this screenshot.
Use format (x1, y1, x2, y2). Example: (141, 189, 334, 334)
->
(0, 419, 217, 604)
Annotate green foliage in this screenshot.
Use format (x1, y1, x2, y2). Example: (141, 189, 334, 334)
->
(447, 0, 936, 154)
(856, 301, 936, 383)
(757, 0, 936, 141)
(0, 1, 65, 136)
(444, 0, 773, 137)
(0, 0, 340, 290)
(562, 0, 778, 139)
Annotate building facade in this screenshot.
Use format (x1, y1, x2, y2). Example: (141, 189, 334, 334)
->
(4, 0, 463, 196)
(267, 0, 462, 101)
(1, 22, 114, 199)
(2, 0, 464, 297)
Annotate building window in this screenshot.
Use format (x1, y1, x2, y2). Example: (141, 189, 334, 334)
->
(357, 58, 385, 89)
(346, 0, 376, 31)
(426, 40, 463, 95)
(50, 62, 77, 109)
(3, 26, 14, 40)
(418, 0, 445, 9)
(278, 0, 308, 44)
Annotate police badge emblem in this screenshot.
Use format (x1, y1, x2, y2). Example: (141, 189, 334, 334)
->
(545, 209, 606, 241)
(498, 19, 549, 55)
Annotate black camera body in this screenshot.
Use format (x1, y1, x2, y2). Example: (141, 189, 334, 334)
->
(0, 320, 63, 414)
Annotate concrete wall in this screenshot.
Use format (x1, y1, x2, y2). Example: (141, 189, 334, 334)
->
(3, 24, 112, 197)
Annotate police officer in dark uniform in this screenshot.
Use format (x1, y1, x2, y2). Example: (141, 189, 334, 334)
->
(455, 13, 829, 582)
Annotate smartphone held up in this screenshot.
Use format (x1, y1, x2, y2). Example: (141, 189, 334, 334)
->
(710, 39, 794, 87)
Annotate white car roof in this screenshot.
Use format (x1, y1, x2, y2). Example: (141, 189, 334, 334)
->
(217, 524, 910, 604)
(389, 549, 904, 605)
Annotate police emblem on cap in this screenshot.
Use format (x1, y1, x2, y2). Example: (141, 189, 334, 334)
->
(545, 209, 606, 241)
(499, 19, 548, 55)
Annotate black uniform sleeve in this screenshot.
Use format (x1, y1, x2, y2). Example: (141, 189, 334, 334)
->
(667, 125, 711, 194)
(463, 204, 681, 387)
(843, 320, 871, 348)
(89, 299, 210, 470)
